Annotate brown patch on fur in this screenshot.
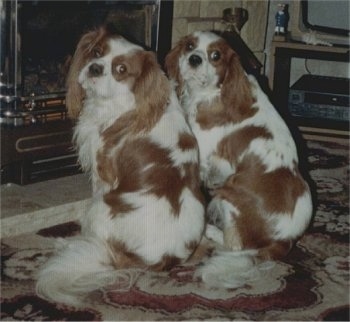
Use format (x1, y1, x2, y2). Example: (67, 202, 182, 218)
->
(186, 240, 200, 253)
(226, 154, 308, 214)
(216, 126, 273, 166)
(98, 119, 204, 217)
(207, 39, 234, 85)
(98, 135, 200, 217)
(109, 240, 194, 272)
(213, 125, 307, 214)
(66, 27, 116, 119)
(225, 158, 304, 214)
(182, 162, 206, 206)
(178, 132, 198, 151)
(214, 187, 293, 260)
(196, 97, 231, 129)
(212, 39, 257, 122)
(187, 241, 215, 264)
(215, 184, 272, 251)
(150, 255, 182, 271)
(103, 192, 138, 216)
(101, 111, 137, 146)
(97, 111, 136, 187)
(257, 240, 293, 261)
(109, 50, 170, 133)
(185, 238, 216, 265)
(132, 51, 171, 132)
(211, 148, 309, 259)
(108, 239, 147, 269)
(165, 35, 199, 97)
(211, 154, 308, 259)
(97, 156, 116, 188)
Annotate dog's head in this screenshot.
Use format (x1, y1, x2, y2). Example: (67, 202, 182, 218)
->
(165, 31, 254, 119)
(66, 26, 170, 122)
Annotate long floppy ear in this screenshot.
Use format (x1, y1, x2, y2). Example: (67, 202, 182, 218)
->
(65, 28, 107, 119)
(164, 44, 184, 97)
(133, 51, 171, 131)
(221, 49, 256, 122)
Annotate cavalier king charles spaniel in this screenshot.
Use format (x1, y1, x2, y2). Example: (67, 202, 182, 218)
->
(165, 31, 313, 288)
(36, 27, 205, 305)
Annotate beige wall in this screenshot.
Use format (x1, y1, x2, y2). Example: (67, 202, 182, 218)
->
(171, 0, 269, 70)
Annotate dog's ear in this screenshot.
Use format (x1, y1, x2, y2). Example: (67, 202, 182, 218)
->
(221, 50, 256, 122)
(164, 44, 184, 97)
(133, 51, 171, 131)
(65, 50, 85, 119)
(65, 27, 107, 119)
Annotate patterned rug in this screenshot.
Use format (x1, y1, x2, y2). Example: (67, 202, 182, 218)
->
(1, 139, 349, 321)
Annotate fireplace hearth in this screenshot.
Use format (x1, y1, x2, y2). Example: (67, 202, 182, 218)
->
(0, 0, 173, 184)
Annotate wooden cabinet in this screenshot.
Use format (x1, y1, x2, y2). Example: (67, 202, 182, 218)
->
(269, 41, 349, 142)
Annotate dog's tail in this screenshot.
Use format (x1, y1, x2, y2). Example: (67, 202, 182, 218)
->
(196, 240, 292, 288)
(36, 237, 141, 306)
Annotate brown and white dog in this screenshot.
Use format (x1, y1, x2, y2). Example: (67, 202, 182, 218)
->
(165, 31, 313, 288)
(36, 27, 205, 305)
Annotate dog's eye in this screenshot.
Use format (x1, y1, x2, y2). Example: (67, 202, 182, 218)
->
(186, 42, 195, 51)
(92, 47, 102, 58)
(116, 64, 127, 74)
(210, 51, 221, 61)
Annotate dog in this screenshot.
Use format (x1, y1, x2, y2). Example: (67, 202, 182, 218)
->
(165, 31, 313, 288)
(36, 27, 205, 305)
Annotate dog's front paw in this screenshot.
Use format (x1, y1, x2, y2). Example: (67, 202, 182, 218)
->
(224, 226, 242, 251)
(207, 198, 225, 229)
(205, 224, 224, 245)
(205, 166, 226, 190)
(203, 156, 234, 190)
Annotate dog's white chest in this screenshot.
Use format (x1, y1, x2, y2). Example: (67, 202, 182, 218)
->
(188, 116, 226, 182)
(183, 93, 226, 181)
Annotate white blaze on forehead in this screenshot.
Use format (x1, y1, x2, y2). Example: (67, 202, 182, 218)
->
(108, 37, 144, 57)
(192, 31, 221, 55)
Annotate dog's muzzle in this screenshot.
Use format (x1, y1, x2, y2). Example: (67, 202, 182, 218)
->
(88, 63, 104, 77)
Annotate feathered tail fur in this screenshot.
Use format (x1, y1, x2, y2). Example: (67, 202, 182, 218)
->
(36, 237, 141, 306)
(194, 225, 290, 288)
(196, 249, 276, 288)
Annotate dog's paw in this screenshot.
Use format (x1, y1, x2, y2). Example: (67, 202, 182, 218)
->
(206, 198, 225, 229)
(205, 224, 224, 245)
(224, 226, 242, 251)
(204, 156, 234, 190)
(205, 166, 226, 190)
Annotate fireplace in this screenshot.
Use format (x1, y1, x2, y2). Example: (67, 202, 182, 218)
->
(0, 0, 173, 184)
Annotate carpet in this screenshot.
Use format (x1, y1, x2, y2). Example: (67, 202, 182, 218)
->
(1, 139, 349, 321)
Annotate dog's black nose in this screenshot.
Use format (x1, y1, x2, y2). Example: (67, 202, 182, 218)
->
(88, 63, 104, 77)
(189, 54, 202, 68)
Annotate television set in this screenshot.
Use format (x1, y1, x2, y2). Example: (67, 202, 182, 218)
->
(289, 0, 350, 46)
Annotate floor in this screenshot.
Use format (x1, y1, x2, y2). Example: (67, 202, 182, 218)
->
(1, 174, 91, 237)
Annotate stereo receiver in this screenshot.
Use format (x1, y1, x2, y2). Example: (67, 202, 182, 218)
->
(288, 75, 349, 123)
